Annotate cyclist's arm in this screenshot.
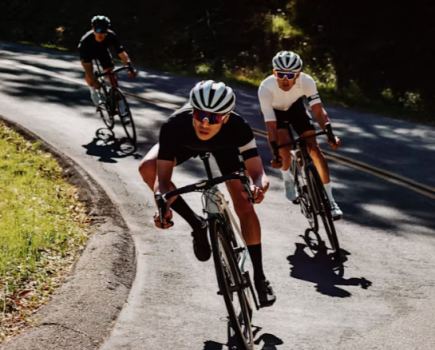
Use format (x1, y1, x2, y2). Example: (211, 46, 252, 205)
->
(310, 103, 331, 131)
(258, 86, 279, 153)
(118, 51, 133, 67)
(244, 156, 269, 193)
(155, 159, 175, 197)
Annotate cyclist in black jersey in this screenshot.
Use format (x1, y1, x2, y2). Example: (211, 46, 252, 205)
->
(138, 80, 276, 307)
(78, 15, 137, 116)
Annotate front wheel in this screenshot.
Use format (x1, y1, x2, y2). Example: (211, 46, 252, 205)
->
(209, 218, 254, 350)
(114, 89, 137, 144)
(98, 103, 115, 130)
(306, 165, 341, 262)
(293, 160, 318, 232)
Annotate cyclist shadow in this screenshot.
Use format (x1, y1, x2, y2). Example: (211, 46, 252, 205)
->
(82, 128, 142, 163)
(287, 230, 372, 297)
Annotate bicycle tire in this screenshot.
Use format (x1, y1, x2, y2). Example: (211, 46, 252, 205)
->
(114, 89, 137, 144)
(98, 103, 115, 129)
(96, 84, 115, 129)
(306, 165, 341, 261)
(209, 218, 254, 350)
(292, 156, 318, 232)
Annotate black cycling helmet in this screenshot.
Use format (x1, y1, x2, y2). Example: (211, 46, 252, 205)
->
(91, 15, 111, 33)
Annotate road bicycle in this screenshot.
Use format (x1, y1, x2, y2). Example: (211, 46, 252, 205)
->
(94, 64, 137, 144)
(277, 123, 341, 261)
(156, 153, 260, 350)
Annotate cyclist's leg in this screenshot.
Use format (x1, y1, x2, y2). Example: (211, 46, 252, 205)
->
(138, 144, 210, 260)
(290, 100, 342, 217)
(274, 109, 298, 200)
(214, 149, 276, 306)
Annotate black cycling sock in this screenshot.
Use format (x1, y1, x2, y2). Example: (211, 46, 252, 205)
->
(171, 196, 204, 231)
(247, 243, 266, 283)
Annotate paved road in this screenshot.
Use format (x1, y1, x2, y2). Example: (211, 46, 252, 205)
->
(1, 42, 435, 350)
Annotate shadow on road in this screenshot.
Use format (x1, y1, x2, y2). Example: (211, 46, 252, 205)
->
(288, 234, 372, 297)
(82, 128, 142, 163)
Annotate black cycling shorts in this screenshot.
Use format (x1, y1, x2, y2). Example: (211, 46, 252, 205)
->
(274, 97, 315, 136)
(174, 147, 244, 176)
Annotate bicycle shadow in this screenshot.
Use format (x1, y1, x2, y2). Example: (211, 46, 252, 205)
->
(82, 128, 142, 163)
(287, 230, 372, 297)
(202, 327, 284, 350)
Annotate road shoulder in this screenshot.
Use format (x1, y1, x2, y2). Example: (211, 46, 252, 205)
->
(0, 116, 136, 350)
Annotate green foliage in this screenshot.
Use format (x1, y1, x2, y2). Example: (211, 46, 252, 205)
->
(1, 0, 434, 124)
(0, 122, 89, 340)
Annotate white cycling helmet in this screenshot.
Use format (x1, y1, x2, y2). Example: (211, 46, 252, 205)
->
(189, 80, 236, 114)
(272, 51, 303, 72)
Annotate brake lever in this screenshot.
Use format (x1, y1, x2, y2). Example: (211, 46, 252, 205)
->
(325, 123, 337, 145)
(238, 170, 254, 204)
(155, 192, 167, 225)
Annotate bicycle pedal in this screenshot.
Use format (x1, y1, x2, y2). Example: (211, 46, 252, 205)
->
(292, 198, 300, 205)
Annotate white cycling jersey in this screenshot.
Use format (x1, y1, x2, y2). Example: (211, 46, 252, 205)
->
(258, 73, 321, 123)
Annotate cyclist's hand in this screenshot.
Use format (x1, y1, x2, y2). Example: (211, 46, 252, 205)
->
(153, 209, 174, 229)
(251, 185, 265, 204)
(271, 155, 282, 169)
(328, 137, 341, 151)
(128, 69, 137, 79)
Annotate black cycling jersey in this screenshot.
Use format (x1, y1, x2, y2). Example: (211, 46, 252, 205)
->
(158, 107, 259, 165)
(78, 30, 124, 67)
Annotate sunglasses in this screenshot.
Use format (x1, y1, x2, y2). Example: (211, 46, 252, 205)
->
(276, 71, 297, 80)
(193, 109, 226, 124)
(93, 28, 108, 34)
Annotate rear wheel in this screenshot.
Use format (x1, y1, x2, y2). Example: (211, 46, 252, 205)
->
(306, 165, 341, 262)
(209, 218, 254, 350)
(115, 89, 137, 144)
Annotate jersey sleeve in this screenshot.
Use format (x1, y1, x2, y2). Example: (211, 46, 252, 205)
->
(108, 31, 125, 54)
(258, 85, 277, 122)
(236, 121, 259, 160)
(157, 121, 177, 162)
(303, 75, 322, 106)
(78, 39, 92, 63)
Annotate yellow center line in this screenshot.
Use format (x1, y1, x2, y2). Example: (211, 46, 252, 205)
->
(251, 127, 435, 200)
(1, 56, 431, 200)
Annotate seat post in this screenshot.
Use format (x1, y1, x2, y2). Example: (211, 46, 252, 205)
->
(200, 153, 213, 180)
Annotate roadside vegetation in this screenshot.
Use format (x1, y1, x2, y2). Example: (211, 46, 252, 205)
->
(1, 1, 433, 126)
(0, 121, 90, 342)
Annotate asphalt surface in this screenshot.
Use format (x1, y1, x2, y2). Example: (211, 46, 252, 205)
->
(1, 42, 435, 350)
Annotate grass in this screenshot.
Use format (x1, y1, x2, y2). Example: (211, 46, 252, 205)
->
(0, 121, 90, 342)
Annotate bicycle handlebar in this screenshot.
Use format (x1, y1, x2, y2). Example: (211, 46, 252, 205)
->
(95, 66, 130, 78)
(155, 170, 253, 225)
(278, 122, 337, 149)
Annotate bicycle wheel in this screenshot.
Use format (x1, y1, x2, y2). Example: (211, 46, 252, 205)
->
(209, 218, 254, 350)
(292, 157, 318, 232)
(114, 89, 137, 144)
(97, 85, 115, 129)
(306, 165, 341, 261)
(98, 102, 115, 129)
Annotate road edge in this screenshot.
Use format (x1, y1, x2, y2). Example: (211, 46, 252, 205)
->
(0, 116, 136, 350)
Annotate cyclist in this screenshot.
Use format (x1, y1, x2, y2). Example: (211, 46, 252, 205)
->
(78, 15, 137, 124)
(258, 50, 343, 219)
(139, 80, 276, 307)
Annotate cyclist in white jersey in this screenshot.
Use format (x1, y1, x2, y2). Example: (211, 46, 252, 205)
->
(258, 51, 343, 219)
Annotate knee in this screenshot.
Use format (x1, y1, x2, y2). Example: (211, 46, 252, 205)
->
(279, 146, 291, 160)
(138, 157, 156, 186)
(233, 199, 255, 219)
(308, 144, 322, 159)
